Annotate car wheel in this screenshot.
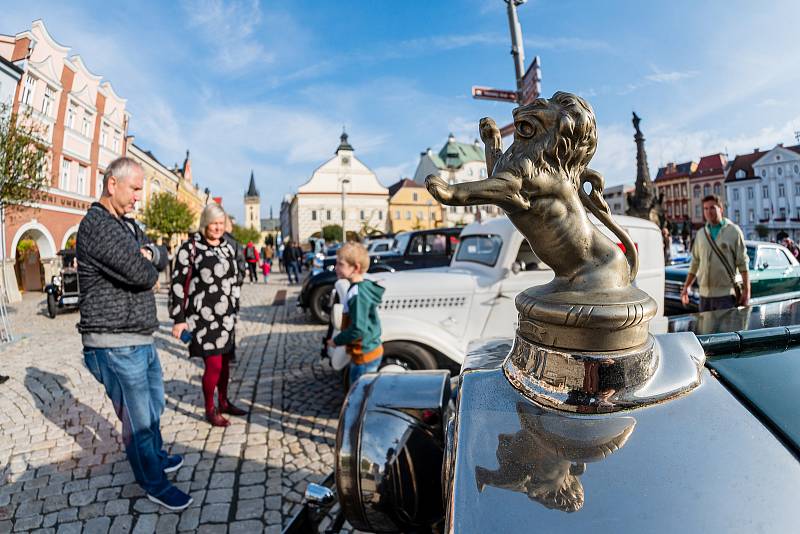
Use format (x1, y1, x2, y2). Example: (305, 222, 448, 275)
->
(309, 284, 333, 324)
(381, 341, 438, 371)
(47, 293, 58, 319)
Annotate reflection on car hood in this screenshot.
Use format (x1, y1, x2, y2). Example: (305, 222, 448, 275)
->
(367, 268, 480, 297)
(448, 339, 800, 533)
(668, 298, 800, 335)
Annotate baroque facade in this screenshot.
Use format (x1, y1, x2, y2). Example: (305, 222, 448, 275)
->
(0, 20, 129, 299)
(725, 144, 800, 241)
(290, 132, 388, 244)
(654, 161, 696, 231)
(387, 178, 442, 232)
(413, 134, 500, 226)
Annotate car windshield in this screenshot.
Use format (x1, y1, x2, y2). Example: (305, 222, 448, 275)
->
(455, 235, 503, 266)
(392, 233, 410, 253)
(747, 245, 756, 270)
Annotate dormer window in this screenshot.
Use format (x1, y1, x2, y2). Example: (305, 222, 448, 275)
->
(735, 169, 745, 179)
(762, 169, 767, 178)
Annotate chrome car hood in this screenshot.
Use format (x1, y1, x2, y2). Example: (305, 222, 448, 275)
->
(445, 338, 800, 533)
(369, 268, 488, 298)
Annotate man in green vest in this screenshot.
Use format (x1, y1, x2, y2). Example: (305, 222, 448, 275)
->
(681, 194, 750, 311)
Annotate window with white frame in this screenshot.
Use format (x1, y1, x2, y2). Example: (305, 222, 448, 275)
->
(780, 207, 786, 218)
(100, 127, 107, 148)
(703, 184, 710, 196)
(779, 183, 785, 197)
(412, 192, 418, 201)
(693, 185, 700, 198)
(734, 210, 740, 222)
(326, 210, 331, 220)
(747, 187, 754, 200)
(21, 75, 35, 105)
(405, 210, 411, 220)
(796, 183, 800, 196)
(378, 211, 382, 220)
(764, 208, 770, 219)
(733, 189, 740, 201)
(82, 116, 91, 137)
(394, 210, 400, 219)
(695, 205, 700, 218)
(42, 86, 55, 117)
(96, 171, 103, 197)
(67, 104, 75, 129)
(417, 210, 424, 220)
(60, 159, 71, 190)
(360, 210, 365, 220)
(748, 210, 754, 223)
(76, 165, 86, 195)
(778, 166, 783, 176)
(735, 169, 745, 179)
(763, 185, 769, 197)
(713, 183, 721, 195)
(113, 136, 119, 153)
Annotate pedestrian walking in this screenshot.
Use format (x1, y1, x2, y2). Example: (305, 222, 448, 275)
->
(244, 241, 260, 282)
(170, 204, 247, 427)
(326, 242, 385, 386)
(283, 238, 301, 284)
(77, 157, 192, 511)
(782, 237, 800, 259)
(681, 194, 750, 311)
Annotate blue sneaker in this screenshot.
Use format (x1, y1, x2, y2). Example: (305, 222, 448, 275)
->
(163, 455, 184, 474)
(147, 485, 193, 511)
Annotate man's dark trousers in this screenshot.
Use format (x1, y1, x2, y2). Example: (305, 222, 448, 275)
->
(699, 295, 737, 312)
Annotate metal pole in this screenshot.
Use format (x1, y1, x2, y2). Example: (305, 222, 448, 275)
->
(505, 0, 527, 104)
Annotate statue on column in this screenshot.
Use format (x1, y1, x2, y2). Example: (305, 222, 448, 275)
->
(626, 112, 664, 228)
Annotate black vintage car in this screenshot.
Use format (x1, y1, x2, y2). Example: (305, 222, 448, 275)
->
(284, 298, 800, 533)
(44, 249, 79, 318)
(298, 227, 462, 323)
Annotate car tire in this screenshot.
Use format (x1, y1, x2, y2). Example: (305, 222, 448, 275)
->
(381, 341, 438, 371)
(309, 284, 333, 324)
(47, 293, 57, 319)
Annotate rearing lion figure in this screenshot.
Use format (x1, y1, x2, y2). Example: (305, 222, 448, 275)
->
(426, 91, 637, 295)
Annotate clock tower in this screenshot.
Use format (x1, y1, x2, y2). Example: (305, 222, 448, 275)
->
(244, 170, 260, 231)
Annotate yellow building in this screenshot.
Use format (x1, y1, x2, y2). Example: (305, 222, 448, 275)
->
(388, 178, 443, 232)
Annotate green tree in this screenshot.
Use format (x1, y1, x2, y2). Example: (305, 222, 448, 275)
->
(322, 224, 342, 242)
(142, 192, 195, 244)
(231, 224, 262, 244)
(0, 103, 49, 207)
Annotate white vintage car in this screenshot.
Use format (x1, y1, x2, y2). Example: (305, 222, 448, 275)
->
(370, 215, 665, 370)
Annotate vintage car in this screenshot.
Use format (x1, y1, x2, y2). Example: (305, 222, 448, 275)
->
(664, 240, 800, 314)
(298, 227, 462, 323)
(285, 299, 800, 534)
(368, 215, 665, 371)
(44, 249, 80, 318)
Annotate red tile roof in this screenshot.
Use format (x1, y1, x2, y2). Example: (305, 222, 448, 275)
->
(725, 149, 765, 182)
(693, 153, 727, 177)
(388, 178, 423, 197)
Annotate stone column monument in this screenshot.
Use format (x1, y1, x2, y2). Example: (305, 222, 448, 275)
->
(625, 112, 664, 227)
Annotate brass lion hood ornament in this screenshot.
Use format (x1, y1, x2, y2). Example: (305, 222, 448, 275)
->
(428, 92, 703, 413)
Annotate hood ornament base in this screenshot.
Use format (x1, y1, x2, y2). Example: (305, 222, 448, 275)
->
(427, 91, 703, 412)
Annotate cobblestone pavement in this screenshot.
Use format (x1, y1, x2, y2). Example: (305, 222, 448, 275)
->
(0, 272, 346, 533)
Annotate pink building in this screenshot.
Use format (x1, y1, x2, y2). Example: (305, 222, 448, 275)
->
(0, 20, 129, 299)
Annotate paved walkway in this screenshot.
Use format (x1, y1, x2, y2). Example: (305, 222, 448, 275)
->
(0, 273, 344, 533)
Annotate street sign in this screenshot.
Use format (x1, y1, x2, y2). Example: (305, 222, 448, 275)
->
(472, 86, 518, 103)
(521, 56, 541, 105)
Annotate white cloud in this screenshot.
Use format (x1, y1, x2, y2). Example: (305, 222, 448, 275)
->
(182, 0, 274, 71)
(645, 70, 698, 83)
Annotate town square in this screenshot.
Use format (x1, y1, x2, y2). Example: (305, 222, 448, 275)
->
(2, 1, 800, 533)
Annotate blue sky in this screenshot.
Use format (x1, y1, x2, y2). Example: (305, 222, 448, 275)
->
(4, 0, 800, 221)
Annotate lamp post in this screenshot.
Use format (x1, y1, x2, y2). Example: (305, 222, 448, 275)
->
(340, 177, 350, 242)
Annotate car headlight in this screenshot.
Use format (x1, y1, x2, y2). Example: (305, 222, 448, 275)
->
(52, 276, 61, 286)
(326, 265, 335, 271)
(336, 371, 450, 532)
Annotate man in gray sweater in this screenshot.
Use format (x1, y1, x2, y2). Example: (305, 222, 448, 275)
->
(77, 157, 192, 510)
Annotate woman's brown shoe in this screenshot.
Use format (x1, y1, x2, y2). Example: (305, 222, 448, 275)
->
(205, 409, 230, 427)
(220, 400, 248, 416)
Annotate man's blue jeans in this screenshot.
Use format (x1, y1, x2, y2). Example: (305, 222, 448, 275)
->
(83, 344, 170, 497)
(286, 261, 300, 284)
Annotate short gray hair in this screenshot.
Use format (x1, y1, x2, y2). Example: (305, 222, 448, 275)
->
(198, 203, 227, 234)
(103, 157, 142, 190)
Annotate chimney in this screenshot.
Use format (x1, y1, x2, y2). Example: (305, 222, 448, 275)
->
(754, 148, 759, 153)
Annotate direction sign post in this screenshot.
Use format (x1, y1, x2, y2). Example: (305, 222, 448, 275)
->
(471, 86, 518, 103)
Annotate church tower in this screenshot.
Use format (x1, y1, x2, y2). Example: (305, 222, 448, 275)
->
(244, 170, 261, 231)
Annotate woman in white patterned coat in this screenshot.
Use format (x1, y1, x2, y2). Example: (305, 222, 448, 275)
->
(169, 203, 245, 427)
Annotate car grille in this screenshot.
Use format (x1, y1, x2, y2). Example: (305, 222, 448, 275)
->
(63, 272, 79, 294)
(665, 280, 683, 299)
(380, 296, 467, 311)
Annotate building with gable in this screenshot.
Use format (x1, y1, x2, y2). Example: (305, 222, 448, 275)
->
(387, 178, 441, 232)
(0, 20, 129, 298)
(290, 132, 388, 244)
(655, 161, 696, 231)
(689, 153, 727, 226)
(726, 144, 800, 241)
(413, 134, 500, 226)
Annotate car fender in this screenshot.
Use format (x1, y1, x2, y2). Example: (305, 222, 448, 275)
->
(44, 284, 57, 295)
(380, 313, 467, 365)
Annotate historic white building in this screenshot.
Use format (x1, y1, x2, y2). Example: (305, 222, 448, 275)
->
(725, 144, 800, 241)
(413, 134, 500, 226)
(244, 171, 260, 231)
(603, 183, 635, 216)
(290, 132, 388, 244)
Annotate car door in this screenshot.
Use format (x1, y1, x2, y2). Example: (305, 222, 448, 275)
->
(754, 246, 796, 297)
(425, 232, 451, 267)
(480, 240, 554, 339)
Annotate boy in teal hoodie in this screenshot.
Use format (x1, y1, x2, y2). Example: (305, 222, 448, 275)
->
(327, 242, 385, 385)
